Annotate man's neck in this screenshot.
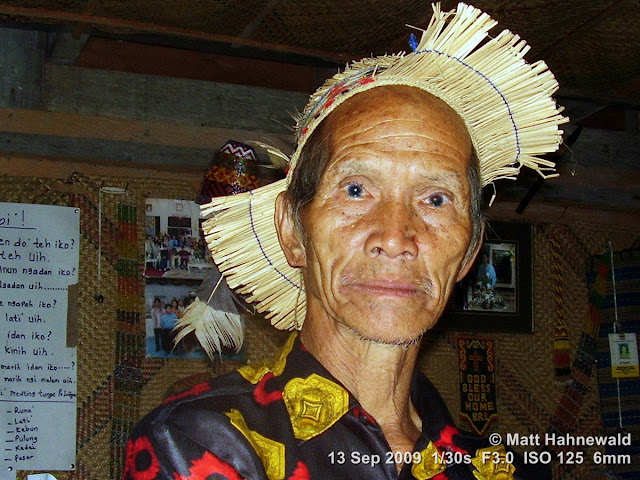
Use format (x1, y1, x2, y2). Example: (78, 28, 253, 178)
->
(300, 318, 423, 458)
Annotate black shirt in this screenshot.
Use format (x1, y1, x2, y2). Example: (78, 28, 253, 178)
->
(122, 333, 549, 480)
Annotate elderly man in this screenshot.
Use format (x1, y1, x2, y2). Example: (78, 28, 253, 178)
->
(123, 4, 565, 480)
(477, 253, 497, 290)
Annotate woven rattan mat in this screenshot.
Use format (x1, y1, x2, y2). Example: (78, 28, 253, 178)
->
(1, 173, 638, 480)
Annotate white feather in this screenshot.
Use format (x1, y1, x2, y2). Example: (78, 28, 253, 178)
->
(251, 141, 291, 170)
(173, 268, 246, 359)
(174, 298, 244, 359)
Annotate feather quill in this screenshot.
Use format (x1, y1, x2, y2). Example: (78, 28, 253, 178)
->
(173, 265, 246, 359)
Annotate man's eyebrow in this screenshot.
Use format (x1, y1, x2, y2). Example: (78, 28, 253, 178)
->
(418, 171, 464, 183)
(325, 148, 468, 182)
(326, 157, 368, 176)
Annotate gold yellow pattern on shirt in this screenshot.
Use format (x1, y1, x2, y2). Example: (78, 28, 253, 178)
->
(283, 373, 349, 441)
(238, 333, 297, 384)
(411, 441, 446, 479)
(471, 445, 515, 480)
(225, 408, 286, 480)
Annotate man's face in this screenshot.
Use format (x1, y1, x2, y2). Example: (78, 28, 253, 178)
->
(279, 86, 478, 345)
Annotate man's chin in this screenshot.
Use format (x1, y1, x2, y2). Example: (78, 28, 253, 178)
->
(341, 323, 428, 348)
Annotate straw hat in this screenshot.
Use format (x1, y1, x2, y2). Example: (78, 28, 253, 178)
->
(187, 2, 568, 356)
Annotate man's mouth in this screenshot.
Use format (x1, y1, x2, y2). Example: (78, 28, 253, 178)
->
(344, 279, 428, 298)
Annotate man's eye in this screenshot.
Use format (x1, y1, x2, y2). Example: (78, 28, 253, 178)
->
(345, 183, 365, 198)
(427, 193, 448, 207)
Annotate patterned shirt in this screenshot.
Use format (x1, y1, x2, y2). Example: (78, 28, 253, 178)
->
(122, 334, 550, 480)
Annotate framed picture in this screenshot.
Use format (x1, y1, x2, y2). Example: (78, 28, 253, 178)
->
(143, 198, 245, 360)
(439, 222, 533, 333)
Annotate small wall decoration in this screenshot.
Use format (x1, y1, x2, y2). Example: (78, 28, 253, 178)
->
(609, 333, 639, 378)
(442, 222, 533, 332)
(197, 140, 261, 203)
(458, 337, 498, 435)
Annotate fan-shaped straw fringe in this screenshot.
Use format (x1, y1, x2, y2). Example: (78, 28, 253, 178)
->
(202, 180, 305, 330)
(200, 2, 568, 331)
(289, 6, 566, 188)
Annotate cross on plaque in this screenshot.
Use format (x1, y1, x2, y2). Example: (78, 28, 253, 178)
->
(469, 352, 484, 370)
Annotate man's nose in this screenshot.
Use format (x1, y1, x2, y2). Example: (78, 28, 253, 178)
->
(364, 201, 419, 259)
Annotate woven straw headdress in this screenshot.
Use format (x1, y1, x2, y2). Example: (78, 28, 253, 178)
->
(193, 2, 567, 352)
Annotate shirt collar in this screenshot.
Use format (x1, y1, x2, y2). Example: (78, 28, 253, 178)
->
(247, 333, 458, 444)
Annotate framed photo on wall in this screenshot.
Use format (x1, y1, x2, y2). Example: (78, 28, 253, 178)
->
(439, 222, 533, 333)
(143, 198, 245, 360)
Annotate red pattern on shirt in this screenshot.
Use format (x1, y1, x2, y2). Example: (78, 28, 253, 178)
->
(173, 451, 243, 480)
(288, 461, 311, 480)
(434, 425, 467, 455)
(253, 372, 283, 406)
(123, 436, 160, 480)
(163, 382, 212, 405)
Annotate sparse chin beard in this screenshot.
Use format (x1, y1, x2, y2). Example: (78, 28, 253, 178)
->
(342, 323, 427, 349)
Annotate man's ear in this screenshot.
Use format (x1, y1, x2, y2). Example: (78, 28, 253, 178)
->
(274, 191, 306, 268)
(456, 224, 485, 282)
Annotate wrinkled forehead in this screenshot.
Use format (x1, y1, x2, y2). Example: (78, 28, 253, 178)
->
(317, 85, 473, 166)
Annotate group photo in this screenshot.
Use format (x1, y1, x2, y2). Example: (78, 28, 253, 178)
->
(143, 198, 213, 358)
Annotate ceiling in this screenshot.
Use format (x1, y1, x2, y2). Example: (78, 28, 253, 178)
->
(1, 0, 639, 111)
(1, 0, 639, 224)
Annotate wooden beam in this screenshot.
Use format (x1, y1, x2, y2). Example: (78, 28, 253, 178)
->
(558, 87, 640, 109)
(557, 99, 608, 126)
(492, 164, 640, 215)
(233, 0, 278, 46)
(617, 71, 640, 96)
(0, 107, 292, 151)
(0, 4, 352, 64)
(488, 200, 640, 229)
(536, 0, 627, 58)
(0, 151, 204, 191)
(72, 0, 100, 38)
(0, 150, 284, 191)
(555, 163, 640, 193)
(75, 37, 324, 93)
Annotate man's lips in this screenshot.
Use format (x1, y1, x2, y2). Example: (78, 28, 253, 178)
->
(343, 280, 424, 298)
